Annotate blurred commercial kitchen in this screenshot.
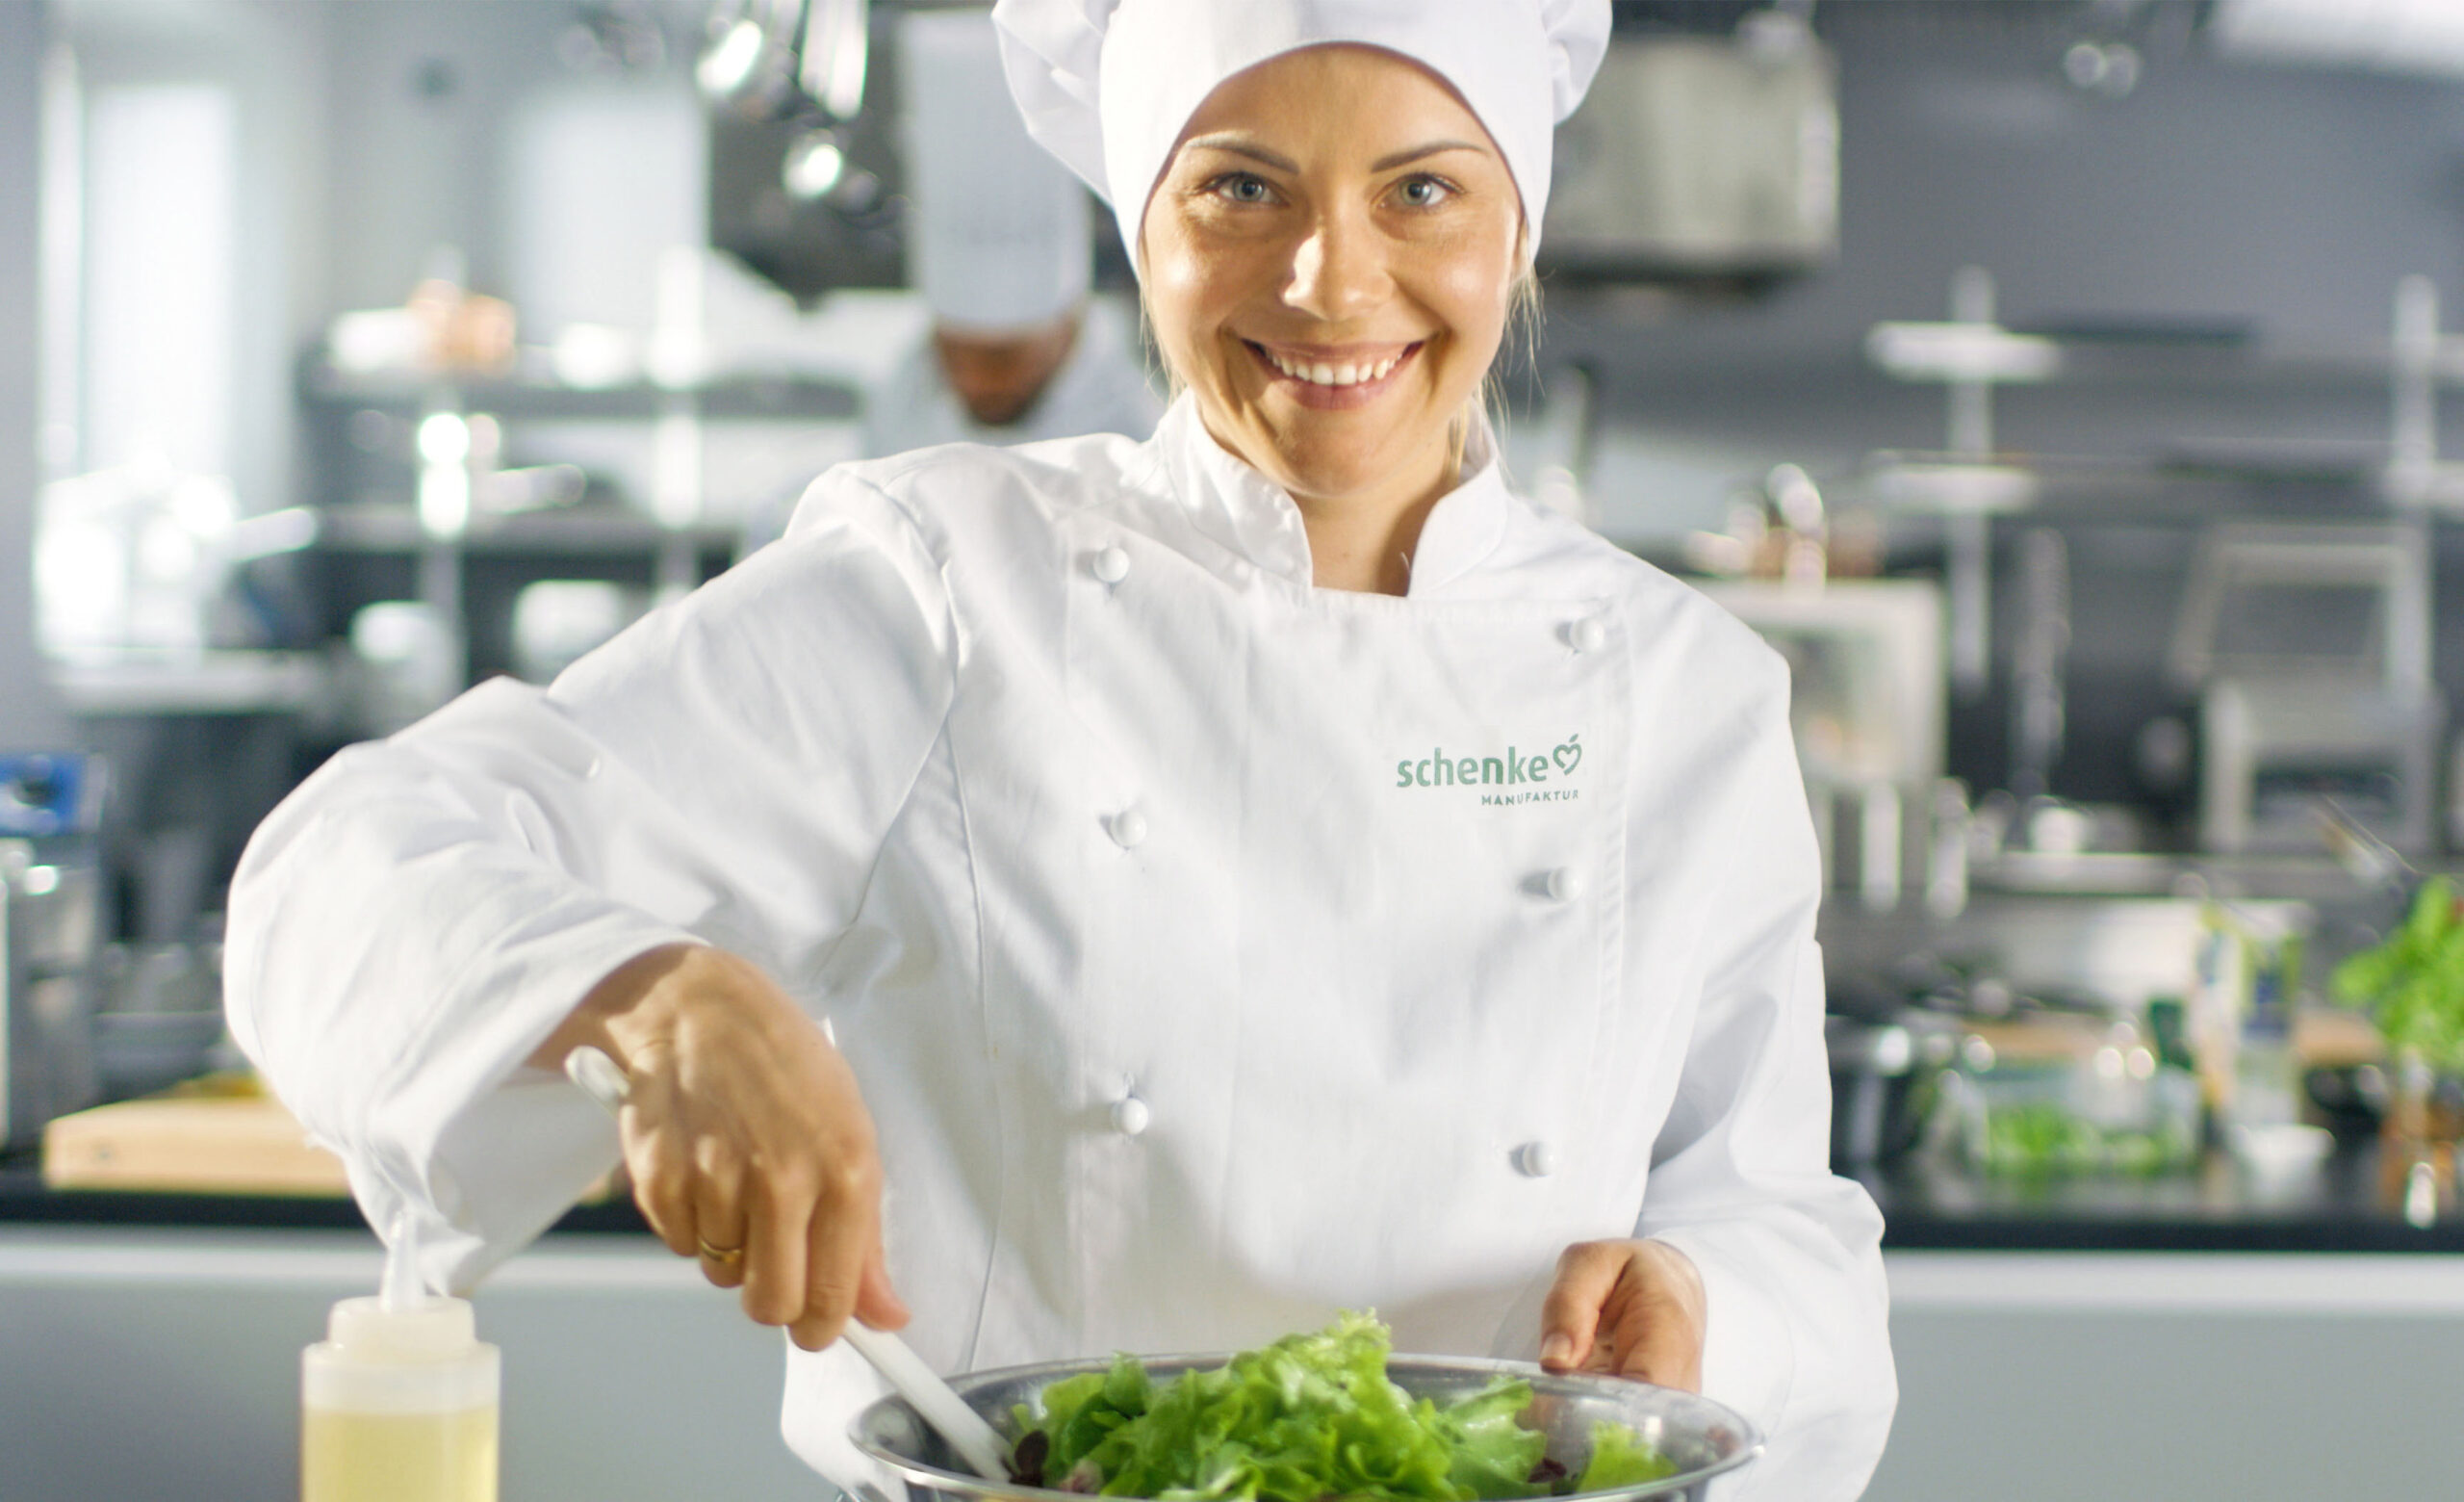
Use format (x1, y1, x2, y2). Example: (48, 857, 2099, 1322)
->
(6, 0, 2464, 1497)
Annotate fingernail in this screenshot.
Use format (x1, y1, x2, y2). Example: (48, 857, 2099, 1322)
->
(1540, 1334, 1573, 1366)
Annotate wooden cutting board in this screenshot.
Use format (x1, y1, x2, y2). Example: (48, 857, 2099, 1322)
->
(43, 1089, 350, 1196)
(45, 1076, 625, 1203)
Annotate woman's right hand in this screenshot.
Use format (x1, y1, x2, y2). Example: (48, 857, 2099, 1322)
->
(533, 943, 910, 1351)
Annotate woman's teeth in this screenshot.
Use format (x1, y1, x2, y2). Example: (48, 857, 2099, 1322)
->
(1260, 347, 1404, 387)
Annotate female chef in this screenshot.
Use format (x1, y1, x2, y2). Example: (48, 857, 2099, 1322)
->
(225, 2, 1896, 1497)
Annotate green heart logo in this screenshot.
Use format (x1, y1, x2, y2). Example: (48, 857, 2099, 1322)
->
(1553, 735, 1581, 776)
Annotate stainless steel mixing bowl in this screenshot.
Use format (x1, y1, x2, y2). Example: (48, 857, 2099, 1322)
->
(850, 1353, 1761, 1502)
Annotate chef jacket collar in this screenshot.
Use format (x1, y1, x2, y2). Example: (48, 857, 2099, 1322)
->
(1152, 393, 1511, 598)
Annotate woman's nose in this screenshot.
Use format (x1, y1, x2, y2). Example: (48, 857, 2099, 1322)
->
(1282, 210, 1389, 322)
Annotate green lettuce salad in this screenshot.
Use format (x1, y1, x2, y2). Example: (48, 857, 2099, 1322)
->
(1005, 1312, 1679, 1502)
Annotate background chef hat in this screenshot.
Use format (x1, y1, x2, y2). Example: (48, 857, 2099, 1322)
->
(988, 0, 1610, 271)
(899, 9, 1093, 334)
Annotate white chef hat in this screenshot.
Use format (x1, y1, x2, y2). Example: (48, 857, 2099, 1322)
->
(988, 0, 1610, 269)
(899, 9, 1093, 334)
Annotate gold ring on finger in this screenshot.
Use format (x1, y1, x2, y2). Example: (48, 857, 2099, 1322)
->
(696, 1237, 745, 1266)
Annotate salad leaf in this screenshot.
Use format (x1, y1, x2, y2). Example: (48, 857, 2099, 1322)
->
(1576, 1423, 1679, 1492)
(1429, 1372, 1552, 1500)
(1011, 1313, 1674, 1502)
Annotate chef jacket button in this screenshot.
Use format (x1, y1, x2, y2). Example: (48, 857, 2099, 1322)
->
(1513, 1141, 1556, 1178)
(1544, 867, 1583, 901)
(1112, 1096, 1152, 1137)
(1107, 808, 1148, 848)
(1569, 617, 1607, 653)
(1091, 545, 1131, 584)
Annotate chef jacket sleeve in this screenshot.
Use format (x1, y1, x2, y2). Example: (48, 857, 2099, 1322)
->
(1634, 655, 1896, 1502)
(224, 466, 956, 1294)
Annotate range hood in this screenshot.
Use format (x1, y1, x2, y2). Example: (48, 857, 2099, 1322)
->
(1541, 13, 1839, 288)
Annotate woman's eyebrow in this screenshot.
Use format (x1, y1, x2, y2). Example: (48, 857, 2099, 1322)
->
(1180, 136, 1488, 173)
(1370, 141, 1485, 170)
(1181, 135, 1299, 171)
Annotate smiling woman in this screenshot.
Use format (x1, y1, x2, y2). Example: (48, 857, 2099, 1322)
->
(1141, 47, 1527, 593)
(223, 8, 1896, 1502)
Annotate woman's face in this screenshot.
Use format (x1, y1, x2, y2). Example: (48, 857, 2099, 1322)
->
(1140, 45, 1524, 511)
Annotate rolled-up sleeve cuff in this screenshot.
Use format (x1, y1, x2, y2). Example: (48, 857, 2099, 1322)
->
(360, 911, 706, 1292)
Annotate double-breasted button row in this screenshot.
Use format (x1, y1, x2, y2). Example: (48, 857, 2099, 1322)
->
(1542, 619, 1600, 918)
(1090, 540, 1136, 849)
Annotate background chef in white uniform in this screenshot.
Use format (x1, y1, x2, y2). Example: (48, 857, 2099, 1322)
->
(225, 1, 1897, 1497)
(862, 9, 1162, 458)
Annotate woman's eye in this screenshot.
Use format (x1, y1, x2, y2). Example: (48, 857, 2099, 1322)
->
(1394, 175, 1454, 209)
(1211, 173, 1274, 205)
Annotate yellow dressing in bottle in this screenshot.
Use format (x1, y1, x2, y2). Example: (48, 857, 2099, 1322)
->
(302, 1402, 498, 1502)
(302, 1215, 500, 1502)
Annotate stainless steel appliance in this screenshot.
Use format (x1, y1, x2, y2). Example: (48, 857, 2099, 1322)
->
(1702, 579, 1947, 909)
(2169, 524, 2442, 852)
(0, 754, 106, 1149)
(1825, 1010, 1956, 1171)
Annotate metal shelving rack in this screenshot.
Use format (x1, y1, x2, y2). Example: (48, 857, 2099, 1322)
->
(295, 359, 861, 689)
(1855, 269, 2464, 697)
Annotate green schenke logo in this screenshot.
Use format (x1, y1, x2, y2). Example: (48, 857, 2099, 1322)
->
(1396, 734, 1583, 805)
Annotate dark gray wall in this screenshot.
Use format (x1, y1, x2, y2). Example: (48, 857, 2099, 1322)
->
(1530, 5, 2464, 816)
(1557, 4, 2464, 453)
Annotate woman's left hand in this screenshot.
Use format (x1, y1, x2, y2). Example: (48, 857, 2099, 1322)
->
(1539, 1239, 1707, 1391)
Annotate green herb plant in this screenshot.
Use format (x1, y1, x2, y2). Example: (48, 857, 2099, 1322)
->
(2330, 876, 2464, 1073)
(1012, 1312, 1677, 1502)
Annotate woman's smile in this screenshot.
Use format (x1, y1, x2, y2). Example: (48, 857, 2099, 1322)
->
(1240, 337, 1424, 409)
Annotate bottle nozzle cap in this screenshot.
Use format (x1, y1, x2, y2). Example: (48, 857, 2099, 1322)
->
(327, 1293, 478, 1360)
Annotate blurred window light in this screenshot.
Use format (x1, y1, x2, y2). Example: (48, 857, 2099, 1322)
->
(83, 83, 236, 479)
(2214, 0, 2464, 78)
(38, 43, 81, 482)
(504, 81, 706, 348)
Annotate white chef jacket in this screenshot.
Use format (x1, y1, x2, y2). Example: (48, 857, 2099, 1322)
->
(225, 394, 1895, 1501)
(860, 297, 1164, 459)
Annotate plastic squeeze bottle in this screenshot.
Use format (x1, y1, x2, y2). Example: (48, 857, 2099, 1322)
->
(301, 1213, 500, 1502)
